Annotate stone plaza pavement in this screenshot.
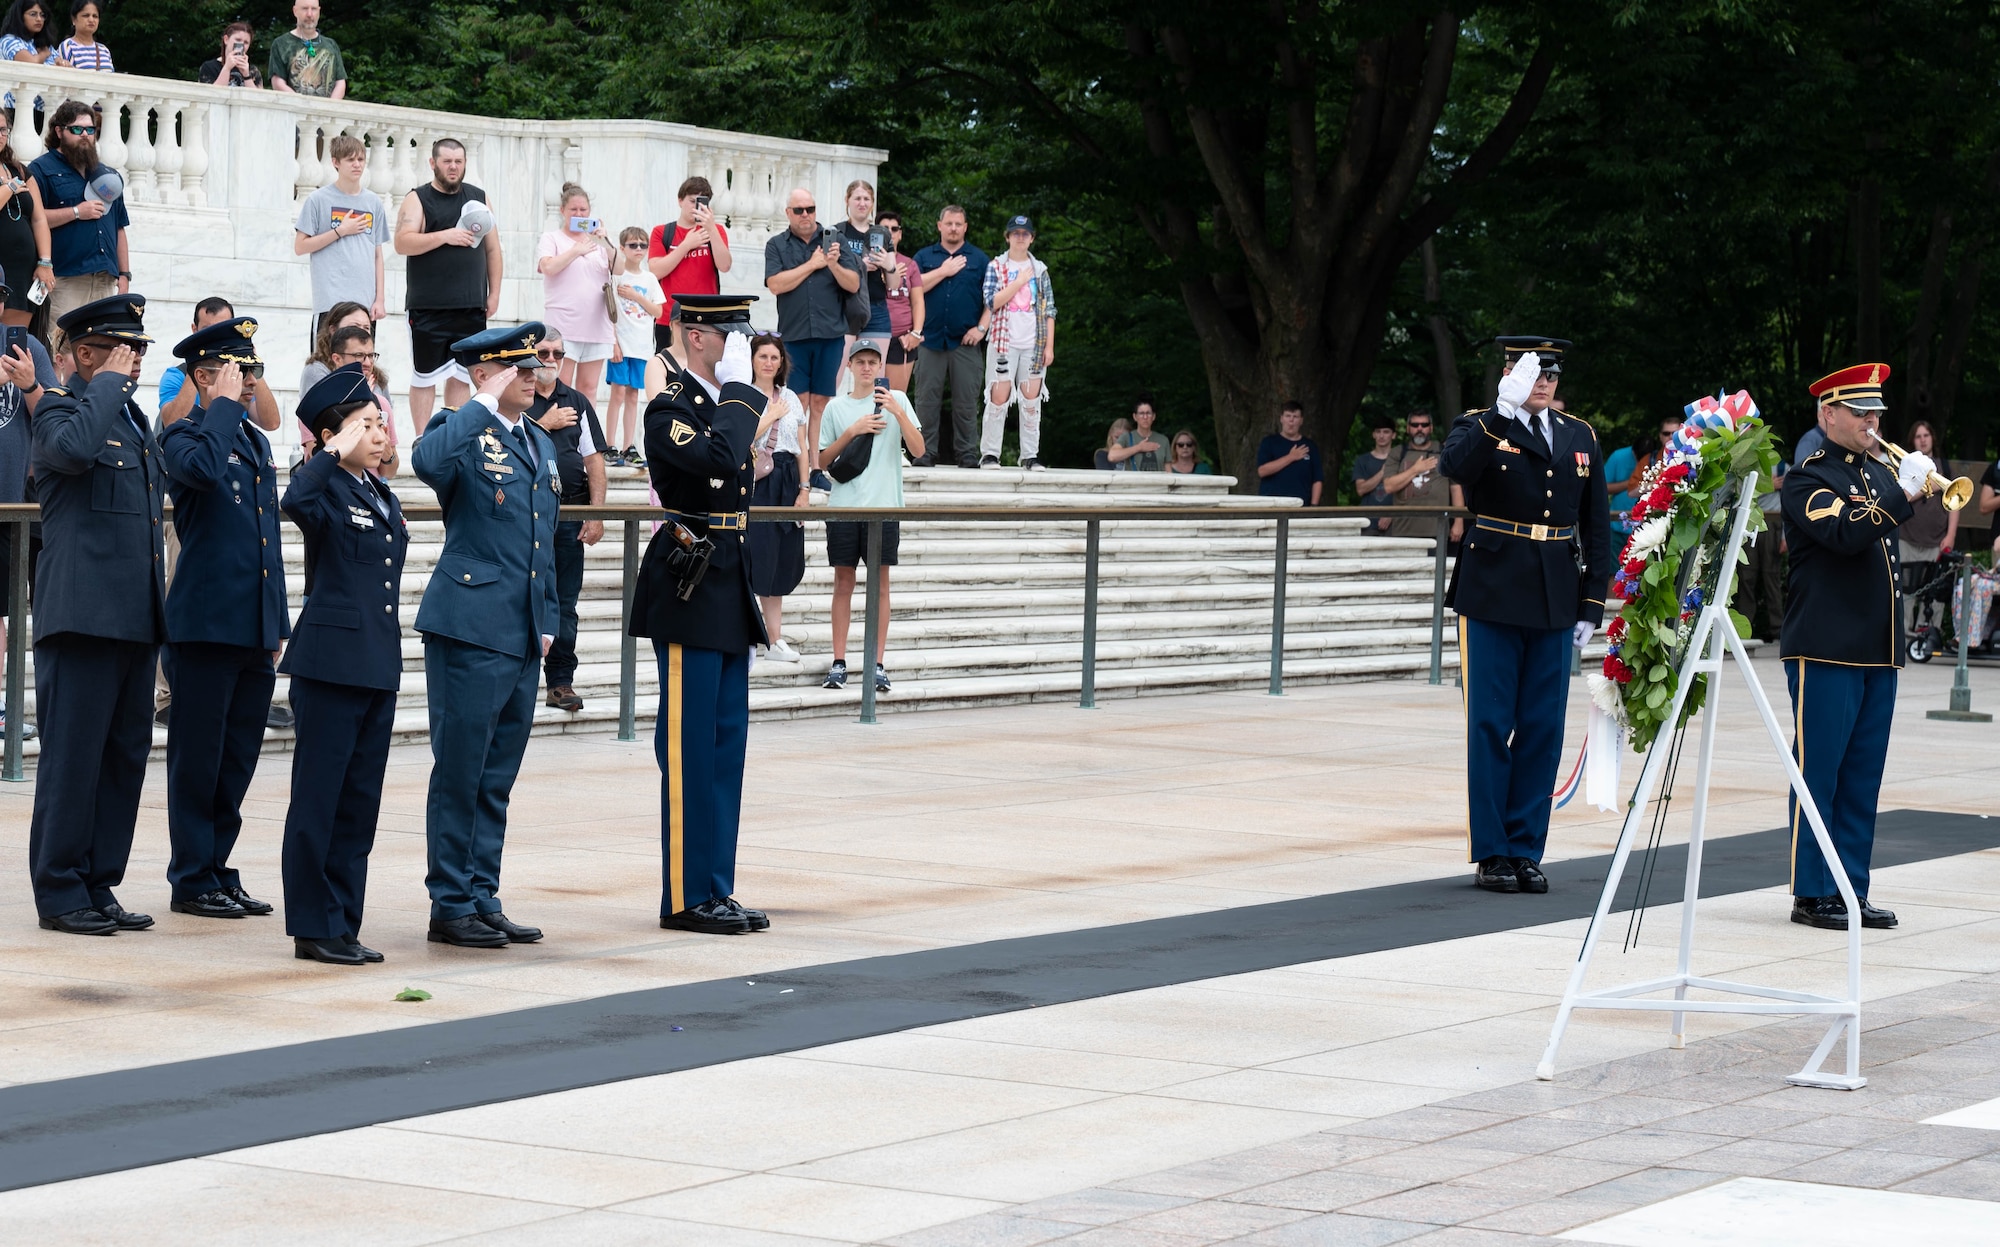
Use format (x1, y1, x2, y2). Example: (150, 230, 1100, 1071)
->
(2, 654, 2000, 1243)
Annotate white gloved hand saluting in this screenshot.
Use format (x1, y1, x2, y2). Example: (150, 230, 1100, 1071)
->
(1495, 350, 1540, 414)
(715, 332, 752, 388)
(1572, 621, 1595, 649)
(1897, 449, 1935, 498)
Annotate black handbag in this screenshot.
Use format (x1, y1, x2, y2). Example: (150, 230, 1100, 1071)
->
(829, 424, 875, 483)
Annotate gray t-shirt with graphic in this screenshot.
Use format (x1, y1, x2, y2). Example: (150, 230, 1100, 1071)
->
(296, 184, 389, 313)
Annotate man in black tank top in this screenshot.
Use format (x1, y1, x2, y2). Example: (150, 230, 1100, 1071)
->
(393, 138, 502, 432)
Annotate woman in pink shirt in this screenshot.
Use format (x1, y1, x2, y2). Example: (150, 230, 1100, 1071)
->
(536, 181, 616, 401)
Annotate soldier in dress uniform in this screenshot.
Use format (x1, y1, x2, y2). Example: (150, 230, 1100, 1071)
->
(411, 323, 561, 949)
(1440, 337, 1611, 895)
(633, 294, 780, 934)
(158, 317, 288, 921)
(280, 365, 409, 965)
(27, 294, 165, 936)
(1782, 363, 1928, 930)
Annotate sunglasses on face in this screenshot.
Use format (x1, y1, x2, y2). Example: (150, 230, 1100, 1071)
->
(790, 206, 817, 216)
(1408, 423, 1432, 431)
(1174, 440, 1194, 448)
(623, 242, 646, 250)
(536, 349, 566, 361)
(65, 125, 97, 137)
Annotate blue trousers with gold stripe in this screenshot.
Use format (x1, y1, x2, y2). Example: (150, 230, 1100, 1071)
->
(1786, 658, 1894, 900)
(654, 642, 750, 916)
(1460, 617, 1570, 864)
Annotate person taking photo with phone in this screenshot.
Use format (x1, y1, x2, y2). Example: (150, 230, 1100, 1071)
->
(535, 182, 615, 403)
(766, 187, 862, 491)
(199, 20, 261, 87)
(648, 176, 731, 356)
(0, 114, 54, 332)
(818, 338, 921, 694)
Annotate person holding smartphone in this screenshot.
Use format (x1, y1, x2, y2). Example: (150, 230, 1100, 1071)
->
(648, 176, 732, 354)
(199, 20, 262, 88)
(818, 338, 921, 694)
(535, 182, 615, 403)
(836, 180, 892, 343)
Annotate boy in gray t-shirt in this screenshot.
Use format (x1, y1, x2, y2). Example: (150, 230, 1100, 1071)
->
(294, 135, 390, 329)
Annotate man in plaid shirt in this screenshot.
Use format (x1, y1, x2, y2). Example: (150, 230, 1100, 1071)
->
(978, 215, 1056, 469)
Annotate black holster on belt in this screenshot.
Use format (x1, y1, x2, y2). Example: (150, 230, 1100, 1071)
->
(663, 520, 715, 601)
(1571, 531, 1587, 576)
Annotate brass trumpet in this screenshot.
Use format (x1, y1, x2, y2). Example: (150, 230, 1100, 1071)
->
(1870, 430, 1974, 511)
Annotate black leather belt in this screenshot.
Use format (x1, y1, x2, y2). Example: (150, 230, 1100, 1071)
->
(664, 509, 746, 531)
(1475, 516, 1574, 541)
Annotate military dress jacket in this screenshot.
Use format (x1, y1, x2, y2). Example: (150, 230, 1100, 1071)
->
(411, 397, 561, 659)
(29, 370, 166, 645)
(279, 450, 409, 692)
(160, 396, 290, 650)
(1440, 404, 1612, 630)
(1779, 446, 1913, 667)
(629, 362, 770, 653)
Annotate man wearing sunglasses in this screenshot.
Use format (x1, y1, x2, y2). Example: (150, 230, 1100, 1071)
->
(28, 100, 131, 325)
(765, 187, 862, 490)
(157, 317, 289, 921)
(25, 294, 165, 936)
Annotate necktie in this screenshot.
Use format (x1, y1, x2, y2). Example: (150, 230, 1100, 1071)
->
(511, 423, 537, 472)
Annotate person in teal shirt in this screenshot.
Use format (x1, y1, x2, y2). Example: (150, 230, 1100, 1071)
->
(819, 338, 923, 693)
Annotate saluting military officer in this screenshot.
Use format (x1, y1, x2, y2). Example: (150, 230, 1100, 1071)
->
(280, 364, 410, 965)
(1782, 363, 1926, 931)
(27, 295, 166, 936)
(159, 316, 288, 922)
(411, 323, 561, 949)
(633, 294, 779, 935)
(1440, 337, 1611, 895)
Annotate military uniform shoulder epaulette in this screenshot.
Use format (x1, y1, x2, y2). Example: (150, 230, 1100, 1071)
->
(44, 385, 69, 398)
(1804, 449, 1826, 463)
(1561, 412, 1595, 431)
(1463, 407, 1484, 417)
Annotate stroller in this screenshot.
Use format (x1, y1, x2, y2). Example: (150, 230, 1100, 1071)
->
(1906, 550, 2000, 663)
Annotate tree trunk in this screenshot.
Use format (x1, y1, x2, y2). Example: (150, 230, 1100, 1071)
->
(1422, 237, 1460, 419)
(1903, 205, 1953, 425)
(1932, 251, 1984, 433)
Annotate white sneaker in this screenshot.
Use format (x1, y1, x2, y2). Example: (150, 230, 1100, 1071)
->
(767, 638, 802, 663)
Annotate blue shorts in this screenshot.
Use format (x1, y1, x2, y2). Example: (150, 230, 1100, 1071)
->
(605, 355, 647, 390)
(865, 300, 892, 335)
(786, 337, 844, 398)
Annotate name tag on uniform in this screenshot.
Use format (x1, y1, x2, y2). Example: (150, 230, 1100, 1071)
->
(228, 452, 243, 465)
(350, 513, 375, 529)
(487, 463, 513, 474)
(105, 438, 122, 447)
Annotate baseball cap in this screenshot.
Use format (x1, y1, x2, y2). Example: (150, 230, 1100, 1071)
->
(83, 167, 124, 204)
(458, 200, 496, 239)
(1005, 214, 1034, 235)
(847, 337, 887, 361)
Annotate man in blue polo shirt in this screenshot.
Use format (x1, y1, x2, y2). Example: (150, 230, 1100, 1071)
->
(913, 205, 990, 467)
(28, 101, 131, 325)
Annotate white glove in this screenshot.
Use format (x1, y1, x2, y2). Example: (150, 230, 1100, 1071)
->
(1897, 449, 1935, 497)
(1495, 350, 1540, 412)
(1572, 621, 1595, 649)
(715, 332, 752, 388)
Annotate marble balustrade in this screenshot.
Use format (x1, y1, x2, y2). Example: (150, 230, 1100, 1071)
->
(0, 60, 883, 445)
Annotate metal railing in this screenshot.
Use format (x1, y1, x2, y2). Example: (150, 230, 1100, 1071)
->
(0, 502, 1465, 775)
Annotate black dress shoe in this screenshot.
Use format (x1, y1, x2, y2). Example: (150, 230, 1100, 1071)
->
(1791, 895, 1851, 929)
(98, 901, 155, 930)
(663, 898, 752, 934)
(1474, 856, 1520, 893)
(428, 915, 509, 948)
(172, 890, 248, 918)
(224, 886, 274, 916)
(295, 936, 365, 965)
(266, 703, 295, 731)
(341, 936, 385, 963)
(1511, 858, 1550, 894)
(1858, 897, 1899, 929)
(722, 897, 770, 931)
(477, 911, 543, 943)
(39, 908, 117, 936)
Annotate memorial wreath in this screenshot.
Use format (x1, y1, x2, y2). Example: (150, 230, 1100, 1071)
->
(1589, 390, 1785, 754)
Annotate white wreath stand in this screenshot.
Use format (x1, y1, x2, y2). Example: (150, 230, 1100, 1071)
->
(1537, 476, 1867, 1090)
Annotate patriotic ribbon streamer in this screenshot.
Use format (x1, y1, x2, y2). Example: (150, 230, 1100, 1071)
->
(1553, 704, 1626, 813)
(1670, 389, 1760, 458)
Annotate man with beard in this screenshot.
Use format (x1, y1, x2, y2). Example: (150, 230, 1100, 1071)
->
(394, 138, 501, 432)
(1383, 410, 1465, 545)
(28, 99, 131, 324)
